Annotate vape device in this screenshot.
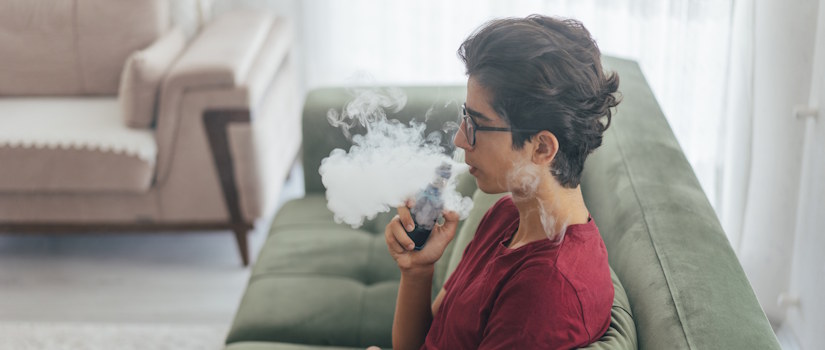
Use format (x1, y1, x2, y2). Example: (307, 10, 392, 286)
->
(407, 162, 452, 250)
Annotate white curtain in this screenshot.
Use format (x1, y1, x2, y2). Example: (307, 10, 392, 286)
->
(721, 0, 819, 326)
(296, 0, 733, 207)
(784, 15, 825, 346)
(721, 0, 825, 348)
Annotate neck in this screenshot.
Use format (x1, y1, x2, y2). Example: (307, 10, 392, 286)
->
(509, 181, 589, 249)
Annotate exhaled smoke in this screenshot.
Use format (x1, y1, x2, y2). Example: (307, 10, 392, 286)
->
(326, 86, 407, 140)
(320, 88, 473, 229)
(507, 159, 569, 242)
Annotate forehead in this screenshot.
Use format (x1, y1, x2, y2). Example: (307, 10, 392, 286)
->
(466, 77, 504, 124)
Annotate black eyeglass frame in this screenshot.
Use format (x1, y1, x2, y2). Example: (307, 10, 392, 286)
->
(461, 103, 543, 147)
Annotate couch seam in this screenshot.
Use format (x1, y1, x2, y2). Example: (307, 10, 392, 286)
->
(366, 235, 379, 284)
(613, 305, 633, 317)
(354, 235, 380, 345)
(356, 276, 368, 346)
(612, 102, 693, 349)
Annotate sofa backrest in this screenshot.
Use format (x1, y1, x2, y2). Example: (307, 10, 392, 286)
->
(575, 57, 778, 349)
(0, 0, 169, 96)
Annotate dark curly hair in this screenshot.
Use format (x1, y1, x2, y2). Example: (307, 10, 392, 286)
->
(458, 15, 621, 188)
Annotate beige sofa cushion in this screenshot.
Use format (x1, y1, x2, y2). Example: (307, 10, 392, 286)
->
(119, 27, 187, 129)
(0, 146, 155, 193)
(0, 98, 156, 193)
(0, 0, 169, 96)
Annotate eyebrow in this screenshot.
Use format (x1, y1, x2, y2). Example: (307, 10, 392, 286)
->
(464, 104, 493, 122)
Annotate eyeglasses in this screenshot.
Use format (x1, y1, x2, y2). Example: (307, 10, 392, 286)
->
(460, 103, 542, 147)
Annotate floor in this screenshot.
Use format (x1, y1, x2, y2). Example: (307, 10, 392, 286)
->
(0, 162, 305, 347)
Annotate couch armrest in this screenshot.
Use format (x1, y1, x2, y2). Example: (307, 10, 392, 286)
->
(154, 10, 293, 184)
(119, 27, 187, 129)
(150, 10, 298, 227)
(163, 10, 273, 90)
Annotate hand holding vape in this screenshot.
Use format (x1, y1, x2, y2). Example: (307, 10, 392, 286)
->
(406, 162, 452, 250)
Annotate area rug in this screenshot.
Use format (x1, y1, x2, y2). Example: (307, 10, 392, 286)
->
(0, 322, 228, 350)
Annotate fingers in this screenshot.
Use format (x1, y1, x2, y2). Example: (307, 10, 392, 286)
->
(438, 210, 460, 234)
(442, 210, 460, 224)
(427, 210, 460, 249)
(396, 203, 415, 233)
(385, 215, 416, 253)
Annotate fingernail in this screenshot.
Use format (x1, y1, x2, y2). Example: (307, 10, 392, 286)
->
(407, 225, 414, 231)
(408, 243, 415, 250)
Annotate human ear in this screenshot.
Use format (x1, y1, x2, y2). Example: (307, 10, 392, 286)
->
(532, 131, 559, 165)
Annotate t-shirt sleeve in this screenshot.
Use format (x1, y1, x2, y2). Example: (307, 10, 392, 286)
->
(478, 265, 592, 350)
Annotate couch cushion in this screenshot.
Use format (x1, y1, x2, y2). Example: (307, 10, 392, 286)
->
(227, 195, 399, 349)
(0, 0, 169, 96)
(120, 27, 187, 129)
(0, 98, 156, 192)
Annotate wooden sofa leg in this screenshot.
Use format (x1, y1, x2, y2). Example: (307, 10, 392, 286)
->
(203, 109, 254, 267)
(234, 227, 250, 267)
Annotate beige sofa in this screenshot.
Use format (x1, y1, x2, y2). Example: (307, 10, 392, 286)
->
(0, 0, 301, 266)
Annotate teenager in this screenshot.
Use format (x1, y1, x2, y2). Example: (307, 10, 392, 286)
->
(384, 15, 621, 349)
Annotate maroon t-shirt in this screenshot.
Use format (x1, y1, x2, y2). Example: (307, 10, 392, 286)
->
(422, 196, 613, 349)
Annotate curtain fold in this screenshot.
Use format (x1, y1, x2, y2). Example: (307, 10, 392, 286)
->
(720, 0, 754, 255)
(783, 0, 825, 348)
(732, 0, 818, 326)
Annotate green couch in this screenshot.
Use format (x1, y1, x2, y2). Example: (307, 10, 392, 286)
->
(225, 57, 780, 349)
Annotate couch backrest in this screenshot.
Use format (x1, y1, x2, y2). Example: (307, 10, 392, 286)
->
(0, 0, 169, 96)
(574, 57, 779, 350)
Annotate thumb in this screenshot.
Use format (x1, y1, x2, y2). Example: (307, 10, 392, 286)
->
(440, 210, 460, 233)
(430, 211, 460, 244)
(442, 210, 460, 224)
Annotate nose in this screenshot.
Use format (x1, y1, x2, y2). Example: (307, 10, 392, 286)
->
(453, 120, 472, 151)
